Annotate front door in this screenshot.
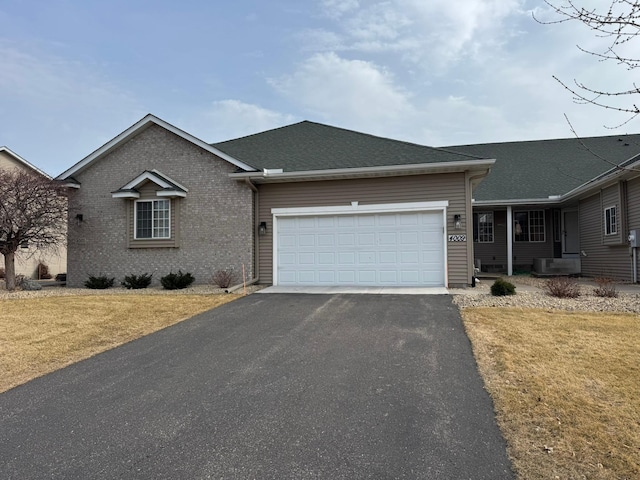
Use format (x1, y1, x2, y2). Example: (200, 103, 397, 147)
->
(562, 210, 580, 256)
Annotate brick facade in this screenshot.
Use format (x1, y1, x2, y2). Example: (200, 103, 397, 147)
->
(66, 124, 254, 287)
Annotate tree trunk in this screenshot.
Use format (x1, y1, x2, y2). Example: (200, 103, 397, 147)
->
(4, 250, 16, 291)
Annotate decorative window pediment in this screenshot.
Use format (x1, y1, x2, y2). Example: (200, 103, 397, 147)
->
(111, 170, 188, 199)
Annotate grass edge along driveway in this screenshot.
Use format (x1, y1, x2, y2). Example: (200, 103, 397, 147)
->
(462, 307, 640, 480)
(0, 294, 237, 393)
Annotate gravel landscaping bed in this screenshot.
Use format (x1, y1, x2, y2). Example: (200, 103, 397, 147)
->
(0, 282, 264, 300)
(453, 277, 640, 314)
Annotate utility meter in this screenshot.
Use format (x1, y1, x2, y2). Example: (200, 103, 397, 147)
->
(629, 230, 638, 248)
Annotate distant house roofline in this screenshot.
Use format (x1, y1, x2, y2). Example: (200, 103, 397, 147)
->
(0, 146, 52, 179)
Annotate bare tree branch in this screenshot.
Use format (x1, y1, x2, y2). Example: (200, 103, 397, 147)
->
(534, 1, 640, 118)
(563, 113, 640, 172)
(0, 169, 68, 290)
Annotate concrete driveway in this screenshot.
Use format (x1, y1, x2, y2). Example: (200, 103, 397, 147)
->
(0, 294, 513, 479)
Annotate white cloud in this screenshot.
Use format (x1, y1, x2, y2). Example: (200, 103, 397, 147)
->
(321, 0, 360, 19)
(307, 0, 527, 69)
(270, 52, 413, 135)
(192, 100, 298, 142)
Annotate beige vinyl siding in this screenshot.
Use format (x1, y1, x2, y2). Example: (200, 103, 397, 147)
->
(473, 209, 508, 272)
(258, 173, 470, 287)
(579, 191, 632, 281)
(601, 183, 623, 245)
(0, 151, 23, 171)
(127, 181, 180, 249)
(512, 208, 555, 269)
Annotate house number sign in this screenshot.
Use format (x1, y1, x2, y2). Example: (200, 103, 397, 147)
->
(448, 235, 466, 242)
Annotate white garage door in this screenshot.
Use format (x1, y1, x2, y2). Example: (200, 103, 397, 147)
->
(275, 211, 445, 286)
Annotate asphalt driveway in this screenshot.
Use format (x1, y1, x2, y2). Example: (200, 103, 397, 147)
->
(0, 294, 513, 479)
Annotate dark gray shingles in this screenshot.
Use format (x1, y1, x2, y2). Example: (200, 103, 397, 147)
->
(213, 121, 487, 172)
(445, 135, 640, 201)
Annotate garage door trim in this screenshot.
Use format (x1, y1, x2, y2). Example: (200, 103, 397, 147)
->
(271, 201, 449, 286)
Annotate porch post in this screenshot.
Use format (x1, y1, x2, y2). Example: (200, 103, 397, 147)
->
(506, 206, 513, 276)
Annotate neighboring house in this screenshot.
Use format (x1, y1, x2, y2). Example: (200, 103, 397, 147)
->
(445, 137, 640, 283)
(0, 147, 67, 279)
(55, 114, 640, 288)
(56, 115, 493, 288)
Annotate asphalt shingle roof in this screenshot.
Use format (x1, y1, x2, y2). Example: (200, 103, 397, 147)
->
(444, 135, 640, 201)
(213, 121, 486, 172)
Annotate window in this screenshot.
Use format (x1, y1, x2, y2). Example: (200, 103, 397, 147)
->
(514, 210, 545, 242)
(604, 206, 617, 235)
(135, 199, 170, 239)
(473, 212, 494, 243)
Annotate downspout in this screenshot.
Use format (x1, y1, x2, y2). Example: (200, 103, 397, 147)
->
(245, 178, 260, 283)
(507, 206, 513, 276)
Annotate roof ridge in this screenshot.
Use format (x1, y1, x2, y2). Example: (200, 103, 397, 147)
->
(444, 132, 640, 149)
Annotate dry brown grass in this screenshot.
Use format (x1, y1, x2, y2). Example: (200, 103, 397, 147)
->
(463, 308, 640, 480)
(0, 294, 237, 393)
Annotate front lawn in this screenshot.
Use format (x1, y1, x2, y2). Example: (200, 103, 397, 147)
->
(0, 294, 236, 393)
(463, 308, 640, 480)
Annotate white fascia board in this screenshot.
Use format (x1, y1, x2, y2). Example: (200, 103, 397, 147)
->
(472, 198, 561, 207)
(56, 114, 257, 181)
(156, 190, 187, 198)
(271, 201, 449, 216)
(112, 191, 140, 199)
(120, 170, 188, 192)
(561, 157, 640, 201)
(230, 159, 495, 181)
(0, 146, 52, 179)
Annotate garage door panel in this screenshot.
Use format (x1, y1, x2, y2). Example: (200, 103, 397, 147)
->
(338, 234, 355, 246)
(276, 210, 445, 286)
(338, 252, 356, 264)
(318, 271, 335, 283)
(338, 216, 355, 227)
(299, 253, 315, 265)
(358, 233, 375, 245)
(318, 234, 334, 246)
(338, 271, 356, 282)
(318, 253, 335, 265)
(318, 217, 335, 228)
(358, 271, 376, 282)
(400, 232, 419, 245)
(400, 251, 420, 264)
(358, 252, 376, 263)
(379, 252, 397, 263)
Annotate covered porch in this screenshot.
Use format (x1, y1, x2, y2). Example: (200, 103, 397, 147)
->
(472, 205, 581, 276)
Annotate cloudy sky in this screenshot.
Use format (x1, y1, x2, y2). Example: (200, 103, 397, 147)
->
(1, 0, 638, 175)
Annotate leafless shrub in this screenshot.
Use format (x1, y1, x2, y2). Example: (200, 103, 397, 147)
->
(593, 277, 619, 298)
(211, 269, 237, 289)
(544, 277, 581, 298)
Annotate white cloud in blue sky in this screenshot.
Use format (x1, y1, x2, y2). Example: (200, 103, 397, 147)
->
(0, 0, 638, 175)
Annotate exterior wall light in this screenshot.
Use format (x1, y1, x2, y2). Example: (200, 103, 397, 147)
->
(454, 214, 461, 230)
(258, 221, 267, 236)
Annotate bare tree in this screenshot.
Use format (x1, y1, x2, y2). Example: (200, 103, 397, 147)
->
(536, 0, 640, 124)
(0, 169, 68, 291)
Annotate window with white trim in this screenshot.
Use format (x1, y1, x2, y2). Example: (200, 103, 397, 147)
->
(514, 210, 545, 242)
(473, 212, 494, 243)
(604, 206, 617, 236)
(135, 199, 170, 239)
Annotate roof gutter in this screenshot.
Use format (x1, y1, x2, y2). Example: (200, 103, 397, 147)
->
(229, 159, 495, 182)
(560, 155, 640, 202)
